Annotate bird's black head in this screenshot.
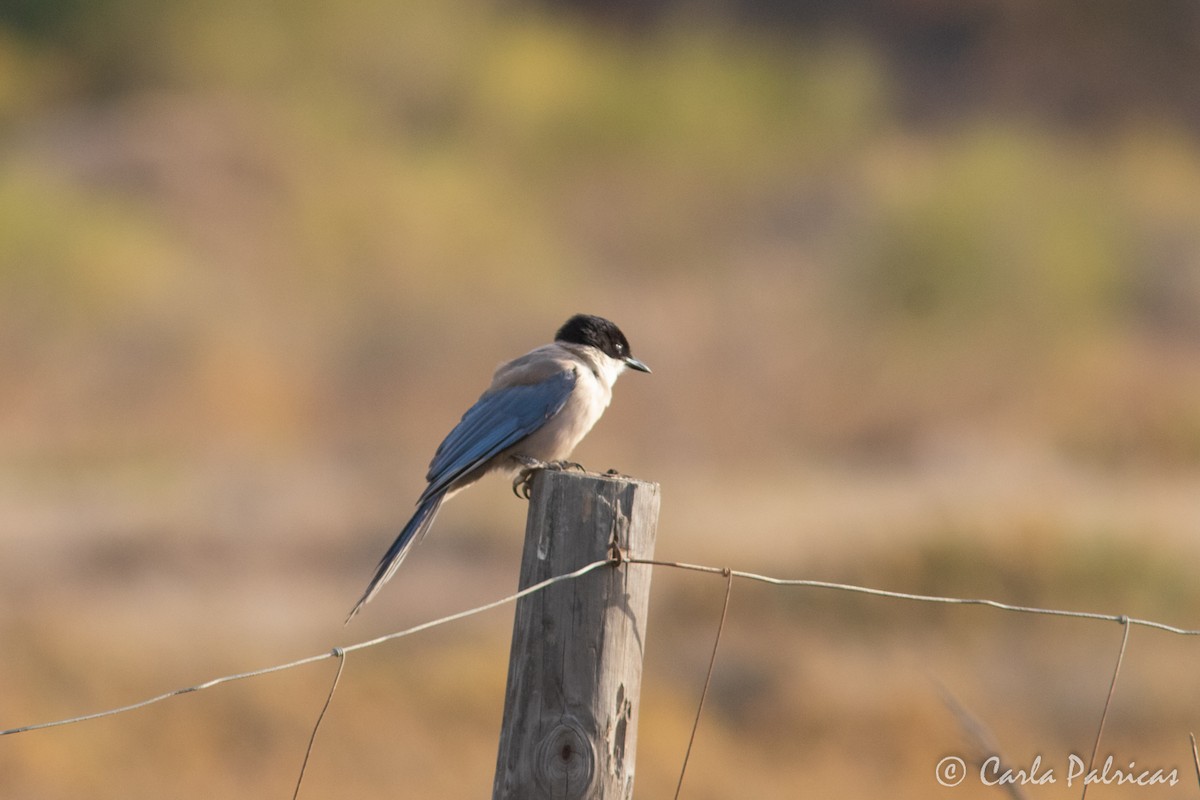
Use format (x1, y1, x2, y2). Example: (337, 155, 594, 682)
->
(555, 314, 651, 373)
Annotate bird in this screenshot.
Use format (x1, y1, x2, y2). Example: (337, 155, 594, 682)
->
(346, 313, 650, 621)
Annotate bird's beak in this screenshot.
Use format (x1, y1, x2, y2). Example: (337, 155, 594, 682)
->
(624, 356, 651, 374)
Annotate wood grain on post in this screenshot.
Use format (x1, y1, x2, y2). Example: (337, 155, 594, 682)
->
(492, 469, 660, 800)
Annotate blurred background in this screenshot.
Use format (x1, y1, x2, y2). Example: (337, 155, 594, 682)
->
(2, 0, 1200, 796)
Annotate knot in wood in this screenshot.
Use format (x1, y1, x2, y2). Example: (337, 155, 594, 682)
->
(533, 720, 594, 798)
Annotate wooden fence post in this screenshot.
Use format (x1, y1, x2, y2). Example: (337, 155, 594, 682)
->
(492, 469, 660, 800)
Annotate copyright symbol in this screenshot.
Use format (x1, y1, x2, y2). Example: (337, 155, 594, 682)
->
(936, 756, 966, 787)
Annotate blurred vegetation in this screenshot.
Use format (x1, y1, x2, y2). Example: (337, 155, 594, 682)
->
(2, 0, 1199, 797)
(2, 0, 1198, 468)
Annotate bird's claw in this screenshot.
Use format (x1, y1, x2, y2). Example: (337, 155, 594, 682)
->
(512, 468, 536, 499)
(509, 456, 587, 499)
(510, 455, 547, 499)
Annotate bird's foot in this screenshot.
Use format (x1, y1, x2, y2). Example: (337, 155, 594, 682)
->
(510, 456, 587, 499)
(510, 455, 547, 499)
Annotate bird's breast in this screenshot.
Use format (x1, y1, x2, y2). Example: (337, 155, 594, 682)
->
(508, 366, 612, 464)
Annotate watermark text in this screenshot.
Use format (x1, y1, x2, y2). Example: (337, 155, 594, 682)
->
(936, 754, 1179, 789)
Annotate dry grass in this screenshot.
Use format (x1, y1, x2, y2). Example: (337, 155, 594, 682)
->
(3, 1, 1200, 796)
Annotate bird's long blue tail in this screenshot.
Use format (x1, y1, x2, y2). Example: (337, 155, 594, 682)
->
(346, 494, 444, 622)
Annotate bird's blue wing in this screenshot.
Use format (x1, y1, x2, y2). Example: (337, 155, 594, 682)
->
(420, 369, 576, 501)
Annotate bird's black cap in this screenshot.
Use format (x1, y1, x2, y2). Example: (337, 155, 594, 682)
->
(555, 314, 650, 372)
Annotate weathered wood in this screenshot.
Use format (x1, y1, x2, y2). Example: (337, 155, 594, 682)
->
(492, 469, 660, 800)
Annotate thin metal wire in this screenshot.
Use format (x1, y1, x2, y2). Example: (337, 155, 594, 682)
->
(1190, 733, 1200, 790)
(626, 558, 1200, 636)
(5, 555, 1199, 740)
(293, 647, 346, 800)
(674, 568, 733, 800)
(1080, 620, 1131, 800)
(0, 558, 611, 737)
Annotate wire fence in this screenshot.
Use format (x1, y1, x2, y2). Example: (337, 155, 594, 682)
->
(4, 555, 1200, 797)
